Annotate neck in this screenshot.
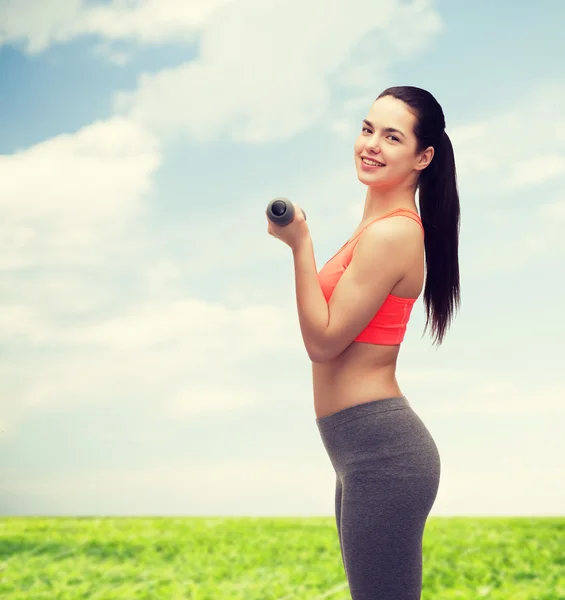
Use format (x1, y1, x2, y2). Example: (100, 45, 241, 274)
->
(362, 182, 418, 222)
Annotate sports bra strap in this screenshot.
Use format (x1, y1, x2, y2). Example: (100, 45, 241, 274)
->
(352, 208, 424, 243)
(328, 208, 424, 263)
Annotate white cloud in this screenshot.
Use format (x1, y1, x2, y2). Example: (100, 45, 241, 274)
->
(0, 457, 335, 516)
(0, 116, 160, 269)
(449, 84, 565, 193)
(113, 0, 442, 142)
(0, 305, 53, 345)
(91, 41, 131, 66)
(0, 294, 301, 435)
(0, 0, 232, 54)
(432, 465, 565, 517)
(523, 195, 565, 254)
(165, 384, 263, 419)
(539, 199, 565, 220)
(0, 0, 82, 54)
(506, 155, 565, 188)
(446, 84, 565, 276)
(428, 380, 565, 416)
(57, 299, 297, 354)
(0, 0, 443, 142)
(77, 0, 231, 44)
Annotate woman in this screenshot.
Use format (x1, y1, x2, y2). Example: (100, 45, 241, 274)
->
(267, 86, 460, 599)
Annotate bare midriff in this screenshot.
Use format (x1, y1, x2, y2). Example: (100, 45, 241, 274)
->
(312, 342, 402, 419)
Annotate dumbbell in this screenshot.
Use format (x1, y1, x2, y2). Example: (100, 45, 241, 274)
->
(266, 198, 307, 226)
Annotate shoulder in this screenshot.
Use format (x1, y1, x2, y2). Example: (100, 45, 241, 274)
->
(352, 215, 422, 263)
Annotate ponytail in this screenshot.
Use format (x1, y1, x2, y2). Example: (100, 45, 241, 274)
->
(418, 130, 461, 346)
(376, 86, 461, 345)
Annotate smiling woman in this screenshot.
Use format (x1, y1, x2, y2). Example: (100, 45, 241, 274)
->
(270, 85, 461, 599)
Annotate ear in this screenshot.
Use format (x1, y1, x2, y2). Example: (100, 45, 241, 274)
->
(414, 145, 435, 171)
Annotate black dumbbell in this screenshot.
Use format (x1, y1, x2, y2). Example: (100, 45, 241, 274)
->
(266, 198, 306, 226)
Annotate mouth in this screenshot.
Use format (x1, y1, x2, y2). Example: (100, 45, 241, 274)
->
(360, 157, 386, 168)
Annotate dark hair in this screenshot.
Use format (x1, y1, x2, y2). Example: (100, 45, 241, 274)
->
(376, 86, 460, 346)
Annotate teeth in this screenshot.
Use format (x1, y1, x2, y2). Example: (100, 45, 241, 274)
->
(362, 158, 384, 166)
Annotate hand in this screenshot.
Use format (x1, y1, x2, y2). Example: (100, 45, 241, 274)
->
(267, 202, 310, 251)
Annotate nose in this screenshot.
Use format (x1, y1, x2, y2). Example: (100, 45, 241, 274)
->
(364, 137, 380, 154)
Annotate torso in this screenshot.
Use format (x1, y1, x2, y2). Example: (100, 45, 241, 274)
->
(312, 211, 425, 419)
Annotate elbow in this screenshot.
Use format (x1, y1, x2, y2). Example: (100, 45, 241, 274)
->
(307, 347, 324, 363)
(309, 339, 352, 363)
(308, 342, 335, 364)
(307, 342, 326, 363)
(307, 330, 345, 363)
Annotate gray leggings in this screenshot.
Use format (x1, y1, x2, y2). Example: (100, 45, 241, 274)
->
(315, 396, 441, 600)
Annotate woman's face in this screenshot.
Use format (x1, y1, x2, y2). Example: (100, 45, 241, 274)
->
(353, 95, 432, 188)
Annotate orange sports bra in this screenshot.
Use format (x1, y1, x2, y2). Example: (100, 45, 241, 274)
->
(317, 208, 425, 346)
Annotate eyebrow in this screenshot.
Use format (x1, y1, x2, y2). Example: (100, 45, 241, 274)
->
(362, 119, 406, 139)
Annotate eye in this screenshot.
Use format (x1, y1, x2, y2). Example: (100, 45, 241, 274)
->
(362, 127, 371, 133)
(387, 135, 400, 142)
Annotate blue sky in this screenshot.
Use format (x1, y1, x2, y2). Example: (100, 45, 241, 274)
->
(1, 0, 564, 517)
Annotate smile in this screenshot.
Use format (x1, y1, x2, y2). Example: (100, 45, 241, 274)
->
(361, 157, 386, 168)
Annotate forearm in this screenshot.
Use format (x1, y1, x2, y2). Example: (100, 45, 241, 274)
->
(292, 236, 329, 361)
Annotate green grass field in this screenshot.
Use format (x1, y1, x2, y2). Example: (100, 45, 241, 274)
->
(0, 516, 563, 599)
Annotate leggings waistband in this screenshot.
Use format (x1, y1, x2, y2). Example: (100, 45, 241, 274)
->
(315, 396, 410, 432)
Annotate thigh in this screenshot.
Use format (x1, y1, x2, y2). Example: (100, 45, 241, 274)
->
(340, 469, 428, 600)
(334, 474, 345, 568)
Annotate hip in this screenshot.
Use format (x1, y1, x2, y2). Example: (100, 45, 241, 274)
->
(315, 396, 441, 482)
